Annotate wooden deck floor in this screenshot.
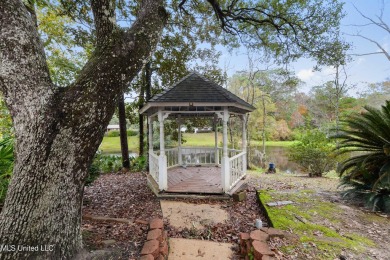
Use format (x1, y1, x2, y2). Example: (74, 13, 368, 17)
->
(166, 166, 223, 194)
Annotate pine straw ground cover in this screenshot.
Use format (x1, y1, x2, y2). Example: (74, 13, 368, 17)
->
(82, 172, 163, 259)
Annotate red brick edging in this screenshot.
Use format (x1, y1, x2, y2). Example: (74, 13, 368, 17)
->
(240, 227, 287, 260)
(140, 218, 168, 260)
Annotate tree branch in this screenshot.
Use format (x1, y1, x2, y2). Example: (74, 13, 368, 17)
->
(91, 0, 116, 47)
(351, 52, 388, 57)
(350, 3, 390, 61)
(353, 4, 390, 34)
(354, 34, 390, 61)
(0, 0, 53, 118)
(57, 0, 167, 158)
(178, 0, 190, 15)
(24, 0, 38, 28)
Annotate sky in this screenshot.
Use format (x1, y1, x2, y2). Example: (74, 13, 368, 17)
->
(217, 0, 390, 95)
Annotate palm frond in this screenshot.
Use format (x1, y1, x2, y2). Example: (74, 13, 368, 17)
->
(332, 101, 390, 212)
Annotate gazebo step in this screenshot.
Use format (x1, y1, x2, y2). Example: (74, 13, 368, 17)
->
(227, 180, 248, 196)
(157, 193, 230, 200)
(147, 174, 160, 197)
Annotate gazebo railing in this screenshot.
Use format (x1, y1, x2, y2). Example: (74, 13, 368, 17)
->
(149, 152, 160, 184)
(228, 148, 242, 158)
(161, 147, 243, 167)
(150, 146, 246, 192)
(181, 147, 216, 165)
(229, 151, 246, 189)
(165, 148, 179, 168)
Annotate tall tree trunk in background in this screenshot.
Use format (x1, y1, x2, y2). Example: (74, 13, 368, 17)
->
(261, 93, 267, 168)
(118, 93, 130, 169)
(333, 65, 348, 150)
(145, 61, 152, 170)
(139, 84, 145, 156)
(138, 60, 152, 156)
(0, 0, 167, 259)
(228, 119, 234, 149)
(245, 115, 251, 169)
(145, 62, 152, 101)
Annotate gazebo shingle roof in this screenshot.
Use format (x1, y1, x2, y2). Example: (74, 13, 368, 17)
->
(145, 72, 255, 111)
(140, 72, 255, 116)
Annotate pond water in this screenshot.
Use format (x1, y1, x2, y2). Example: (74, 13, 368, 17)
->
(249, 146, 302, 174)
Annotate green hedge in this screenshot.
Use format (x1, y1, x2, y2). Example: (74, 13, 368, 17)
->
(127, 129, 138, 136)
(105, 129, 138, 137)
(106, 130, 120, 137)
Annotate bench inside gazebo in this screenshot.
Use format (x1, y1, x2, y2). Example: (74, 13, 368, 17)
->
(140, 72, 255, 196)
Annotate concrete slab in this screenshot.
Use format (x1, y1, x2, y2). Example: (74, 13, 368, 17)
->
(168, 238, 234, 260)
(266, 201, 293, 207)
(160, 201, 229, 229)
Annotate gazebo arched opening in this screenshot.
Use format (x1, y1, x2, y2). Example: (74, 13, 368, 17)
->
(140, 72, 255, 195)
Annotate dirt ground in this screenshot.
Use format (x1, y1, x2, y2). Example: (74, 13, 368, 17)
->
(169, 238, 234, 260)
(160, 201, 229, 229)
(248, 172, 390, 260)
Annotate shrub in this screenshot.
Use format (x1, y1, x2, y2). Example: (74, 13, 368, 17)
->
(105, 129, 138, 137)
(86, 154, 101, 186)
(289, 130, 336, 177)
(0, 137, 14, 204)
(95, 153, 122, 173)
(130, 155, 146, 172)
(0, 176, 9, 205)
(86, 152, 123, 185)
(334, 101, 390, 212)
(106, 130, 120, 137)
(127, 129, 138, 136)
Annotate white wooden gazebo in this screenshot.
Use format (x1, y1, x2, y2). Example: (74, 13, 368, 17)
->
(140, 72, 255, 195)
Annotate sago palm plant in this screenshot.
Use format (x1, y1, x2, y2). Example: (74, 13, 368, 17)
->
(335, 101, 390, 212)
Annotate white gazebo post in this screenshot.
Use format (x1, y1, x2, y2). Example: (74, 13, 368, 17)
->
(158, 109, 168, 190)
(148, 115, 153, 156)
(214, 115, 219, 165)
(242, 114, 247, 172)
(177, 115, 182, 165)
(221, 107, 230, 191)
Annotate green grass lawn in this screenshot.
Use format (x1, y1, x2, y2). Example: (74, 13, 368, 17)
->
(182, 132, 221, 146)
(99, 136, 139, 154)
(99, 132, 296, 154)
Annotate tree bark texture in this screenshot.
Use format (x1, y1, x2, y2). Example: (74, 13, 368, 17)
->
(118, 93, 130, 169)
(0, 0, 167, 259)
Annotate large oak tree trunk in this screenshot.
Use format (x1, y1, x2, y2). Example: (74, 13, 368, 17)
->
(0, 0, 167, 259)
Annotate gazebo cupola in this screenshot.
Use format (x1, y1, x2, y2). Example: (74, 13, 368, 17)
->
(140, 72, 255, 194)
